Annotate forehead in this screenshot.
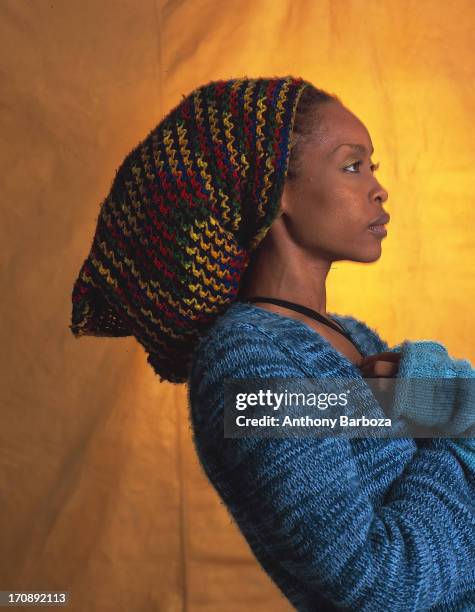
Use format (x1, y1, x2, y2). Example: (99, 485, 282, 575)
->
(311, 103, 373, 153)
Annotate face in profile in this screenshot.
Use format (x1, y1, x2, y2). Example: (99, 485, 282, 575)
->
(278, 101, 390, 264)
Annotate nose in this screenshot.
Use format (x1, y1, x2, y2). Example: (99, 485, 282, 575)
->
(373, 182, 388, 206)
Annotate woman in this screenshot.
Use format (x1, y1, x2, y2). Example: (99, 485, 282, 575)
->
(70, 76, 475, 611)
(236, 92, 398, 377)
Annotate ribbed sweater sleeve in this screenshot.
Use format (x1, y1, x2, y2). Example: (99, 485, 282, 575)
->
(188, 320, 475, 611)
(344, 318, 475, 611)
(385, 340, 475, 435)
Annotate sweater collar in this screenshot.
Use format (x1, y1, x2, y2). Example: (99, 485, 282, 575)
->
(213, 301, 377, 378)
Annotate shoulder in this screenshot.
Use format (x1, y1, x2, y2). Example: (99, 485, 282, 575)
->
(189, 303, 305, 388)
(187, 305, 309, 444)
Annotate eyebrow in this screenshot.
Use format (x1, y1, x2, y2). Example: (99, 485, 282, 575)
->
(332, 143, 374, 155)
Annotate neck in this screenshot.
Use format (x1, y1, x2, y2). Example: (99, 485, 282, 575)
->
(239, 236, 331, 316)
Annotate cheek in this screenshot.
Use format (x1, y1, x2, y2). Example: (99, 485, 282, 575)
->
(286, 178, 363, 244)
(288, 192, 337, 245)
(325, 187, 365, 226)
(303, 191, 363, 245)
(301, 184, 347, 228)
(295, 192, 328, 233)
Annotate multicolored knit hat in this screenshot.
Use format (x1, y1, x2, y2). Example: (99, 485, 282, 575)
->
(69, 75, 312, 383)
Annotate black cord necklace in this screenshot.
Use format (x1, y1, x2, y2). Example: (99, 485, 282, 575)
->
(239, 295, 358, 347)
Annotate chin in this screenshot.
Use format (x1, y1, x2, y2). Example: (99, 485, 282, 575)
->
(356, 247, 383, 263)
(338, 245, 383, 264)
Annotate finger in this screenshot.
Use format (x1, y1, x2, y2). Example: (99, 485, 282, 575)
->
(358, 359, 374, 370)
(359, 365, 378, 378)
(361, 351, 400, 362)
(363, 352, 400, 365)
(359, 355, 379, 366)
(373, 360, 397, 377)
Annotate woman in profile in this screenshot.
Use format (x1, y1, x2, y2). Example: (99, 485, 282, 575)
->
(70, 76, 475, 611)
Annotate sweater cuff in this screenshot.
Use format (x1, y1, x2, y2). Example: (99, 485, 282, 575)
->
(387, 341, 455, 431)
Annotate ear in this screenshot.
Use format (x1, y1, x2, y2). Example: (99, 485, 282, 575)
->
(279, 180, 292, 216)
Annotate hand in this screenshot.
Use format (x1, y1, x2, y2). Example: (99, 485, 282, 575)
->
(358, 352, 401, 394)
(358, 351, 401, 378)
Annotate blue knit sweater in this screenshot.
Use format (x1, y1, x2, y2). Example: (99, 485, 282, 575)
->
(187, 301, 475, 611)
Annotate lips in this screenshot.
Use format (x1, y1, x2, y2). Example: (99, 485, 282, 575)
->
(368, 225, 387, 237)
(369, 212, 390, 227)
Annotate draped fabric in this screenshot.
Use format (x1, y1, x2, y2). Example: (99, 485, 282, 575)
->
(1, 1, 474, 610)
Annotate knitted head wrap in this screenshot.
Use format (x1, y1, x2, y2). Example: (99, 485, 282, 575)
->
(69, 75, 312, 383)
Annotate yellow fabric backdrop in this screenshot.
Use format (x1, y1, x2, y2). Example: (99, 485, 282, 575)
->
(1, 0, 474, 610)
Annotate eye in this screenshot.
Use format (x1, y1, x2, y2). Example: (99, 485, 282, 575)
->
(343, 160, 380, 173)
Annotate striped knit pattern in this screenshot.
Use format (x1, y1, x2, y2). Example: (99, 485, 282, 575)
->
(188, 301, 475, 611)
(69, 76, 311, 383)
